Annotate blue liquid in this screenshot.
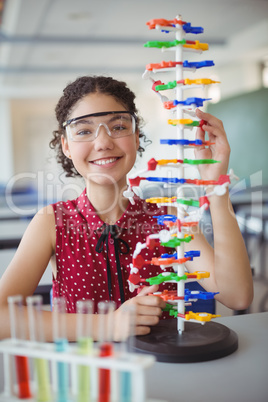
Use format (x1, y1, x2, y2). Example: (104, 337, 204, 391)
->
(120, 371, 132, 402)
(55, 338, 69, 402)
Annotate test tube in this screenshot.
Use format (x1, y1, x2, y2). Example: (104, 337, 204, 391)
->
(53, 297, 69, 402)
(26, 295, 51, 402)
(98, 301, 116, 402)
(76, 299, 94, 402)
(7, 295, 32, 399)
(118, 305, 136, 402)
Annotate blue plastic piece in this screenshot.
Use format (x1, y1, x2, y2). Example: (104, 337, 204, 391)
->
(161, 252, 177, 259)
(183, 60, 215, 69)
(160, 139, 203, 146)
(153, 214, 177, 224)
(184, 289, 219, 301)
(160, 250, 201, 260)
(184, 250, 201, 258)
(147, 177, 186, 184)
(173, 97, 211, 107)
(182, 23, 204, 34)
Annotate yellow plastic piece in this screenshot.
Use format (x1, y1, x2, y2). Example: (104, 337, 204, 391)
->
(185, 311, 220, 322)
(184, 234, 194, 239)
(157, 159, 178, 165)
(183, 40, 209, 51)
(168, 119, 193, 125)
(184, 78, 220, 85)
(145, 196, 176, 204)
(188, 271, 210, 280)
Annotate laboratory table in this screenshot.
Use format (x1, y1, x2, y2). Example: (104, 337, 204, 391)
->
(145, 312, 268, 402)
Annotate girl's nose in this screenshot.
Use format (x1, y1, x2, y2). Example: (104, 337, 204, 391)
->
(93, 124, 114, 150)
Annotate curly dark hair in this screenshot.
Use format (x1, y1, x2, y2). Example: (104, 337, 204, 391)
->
(50, 75, 146, 177)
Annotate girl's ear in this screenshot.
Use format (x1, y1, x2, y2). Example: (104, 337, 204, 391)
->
(61, 135, 71, 159)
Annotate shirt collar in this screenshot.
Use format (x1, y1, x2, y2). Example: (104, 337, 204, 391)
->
(75, 189, 148, 231)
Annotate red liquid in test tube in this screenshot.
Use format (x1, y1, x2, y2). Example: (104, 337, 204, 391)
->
(97, 301, 116, 402)
(8, 295, 32, 399)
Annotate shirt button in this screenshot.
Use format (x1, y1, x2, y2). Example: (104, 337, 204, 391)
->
(109, 239, 114, 245)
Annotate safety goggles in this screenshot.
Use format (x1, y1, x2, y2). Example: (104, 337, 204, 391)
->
(63, 111, 137, 142)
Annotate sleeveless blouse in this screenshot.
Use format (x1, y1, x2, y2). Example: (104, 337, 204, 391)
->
(51, 189, 175, 313)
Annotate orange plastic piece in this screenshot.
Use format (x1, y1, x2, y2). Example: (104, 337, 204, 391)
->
(157, 158, 182, 165)
(146, 61, 183, 71)
(182, 221, 199, 227)
(146, 18, 186, 29)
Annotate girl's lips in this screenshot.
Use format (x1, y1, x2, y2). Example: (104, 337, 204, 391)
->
(89, 157, 121, 166)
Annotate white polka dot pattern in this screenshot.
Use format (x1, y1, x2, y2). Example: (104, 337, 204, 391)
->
(51, 189, 176, 313)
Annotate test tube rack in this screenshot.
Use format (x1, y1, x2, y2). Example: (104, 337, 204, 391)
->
(0, 338, 157, 402)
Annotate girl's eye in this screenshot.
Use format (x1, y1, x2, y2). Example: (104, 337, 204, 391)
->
(112, 124, 126, 132)
(76, 130, 93, 137)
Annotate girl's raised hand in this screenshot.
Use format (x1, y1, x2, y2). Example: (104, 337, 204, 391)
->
(195, 108, 231, 181)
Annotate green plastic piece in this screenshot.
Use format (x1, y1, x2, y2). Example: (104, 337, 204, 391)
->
(185, 121, 201, 127)
(161, 236, 192, 248)
(177, 198, 200, 207)
(146, 272, 188, 285)
(183, 158, 220, 165)
(155, 80, 177, 91)
(163, 303, 179, 317)
(144, 39, 186, 49)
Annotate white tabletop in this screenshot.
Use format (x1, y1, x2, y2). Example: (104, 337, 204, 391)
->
(146, 312, 268, 402)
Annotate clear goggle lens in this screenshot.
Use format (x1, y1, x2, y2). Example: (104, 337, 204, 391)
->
(64, 111, 136, 142)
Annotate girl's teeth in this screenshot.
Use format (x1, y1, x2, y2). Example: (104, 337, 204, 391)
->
(94, 158, 117, 165)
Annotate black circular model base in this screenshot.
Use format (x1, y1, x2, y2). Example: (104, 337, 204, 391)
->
(129, 319, 238, 363)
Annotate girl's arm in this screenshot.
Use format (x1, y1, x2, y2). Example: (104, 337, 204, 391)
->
(0, 205, 56, 339)
(0, 206, 164, 341)
(184, 109, 253, 310)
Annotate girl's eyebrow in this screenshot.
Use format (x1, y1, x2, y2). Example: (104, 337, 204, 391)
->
(71, 118, 94, 126)
(70, 113, 131, 126)
(106, 114, 131, 123)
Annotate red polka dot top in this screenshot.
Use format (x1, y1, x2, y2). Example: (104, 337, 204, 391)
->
(51, 189, 175, 313)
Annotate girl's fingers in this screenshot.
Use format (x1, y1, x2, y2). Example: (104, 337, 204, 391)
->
(136, 314, 160, 327)
(137, 284, 159, 297)
(196, 108, 224, 130)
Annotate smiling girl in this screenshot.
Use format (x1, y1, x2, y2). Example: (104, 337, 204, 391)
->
(0, 76, 253, 341)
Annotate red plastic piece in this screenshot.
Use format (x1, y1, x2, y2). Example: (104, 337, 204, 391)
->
(151, 290, 184, 301)
(146, 236, 160, 249)
(152, 80, 164, 92)
(217, 175, 231, 185)
(128, 272, 141, 285)
(132, 255, 145, 269)
(163, 101, 176, 110)
(199, 196, 210, 209)
(128, 176, 143, 186)
(147, 158, 158, 171)
(199, 119, 207, 131)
